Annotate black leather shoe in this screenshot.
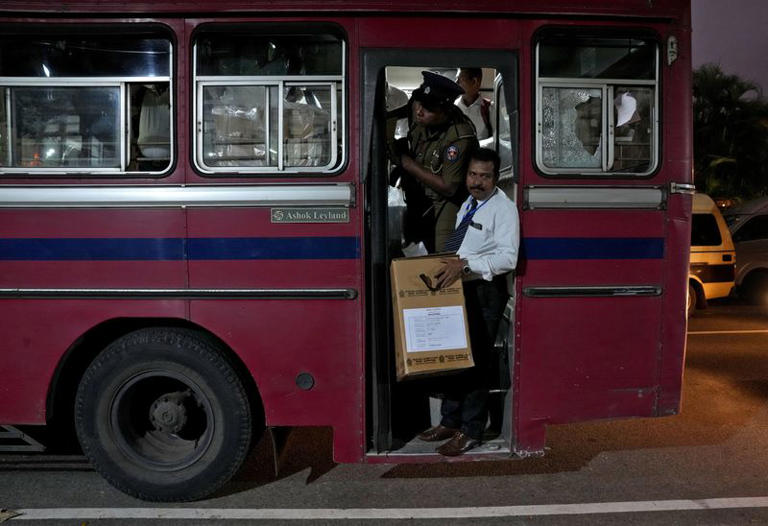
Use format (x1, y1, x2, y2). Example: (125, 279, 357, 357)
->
(417, 425, 459, 442)
(436, 431, 481, 456)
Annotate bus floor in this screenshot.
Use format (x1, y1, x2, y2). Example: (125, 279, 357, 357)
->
(385, 390, 512, 456)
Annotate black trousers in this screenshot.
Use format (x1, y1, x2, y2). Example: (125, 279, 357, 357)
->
(439, 275, 509, 439)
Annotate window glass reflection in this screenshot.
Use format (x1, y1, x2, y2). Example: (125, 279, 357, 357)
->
(12, 86, 120, 168)
(0, 35, 170, 77)
(197, 33, 342, 76)
(284, 85, 332, 167)
(202, 85, 274, 168)
(613, 87, 653, 172)
(541, 87, 602, 169)
(539, 37, 655, 80)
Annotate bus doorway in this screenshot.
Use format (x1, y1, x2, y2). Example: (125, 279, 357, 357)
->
(362, 50, 519, 457)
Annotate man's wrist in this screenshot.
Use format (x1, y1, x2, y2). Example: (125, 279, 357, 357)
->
(461, 259, 472, 275)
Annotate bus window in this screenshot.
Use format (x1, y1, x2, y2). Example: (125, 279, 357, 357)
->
(193, 25, 345, 175)
(11, 86, 121, 169)
(0, 94, 6, 166)
(535, 30, 658, 176)
(131, 83, 171, 171)
(0, 27, 172, 175)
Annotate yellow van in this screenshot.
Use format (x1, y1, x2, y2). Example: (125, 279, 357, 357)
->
(688, 193, 736, 316)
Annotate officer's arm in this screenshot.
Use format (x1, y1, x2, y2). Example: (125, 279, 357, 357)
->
(401, 134, 474, 196)
(387, 104, 410, 121)
(400, 154, 459, 197)
(437, 136, 474, 195)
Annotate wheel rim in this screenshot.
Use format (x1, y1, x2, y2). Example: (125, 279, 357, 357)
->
(109, 369, 214, 471)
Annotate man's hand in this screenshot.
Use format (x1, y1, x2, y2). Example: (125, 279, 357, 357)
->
(435, 258, 465, 288)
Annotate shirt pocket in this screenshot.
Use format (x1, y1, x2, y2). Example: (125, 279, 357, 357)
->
(470, 218, 494, 246)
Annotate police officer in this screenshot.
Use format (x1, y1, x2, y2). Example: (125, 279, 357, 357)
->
(388, 71, 478, 253)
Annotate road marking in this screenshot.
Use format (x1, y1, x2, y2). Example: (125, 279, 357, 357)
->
(688, 329, 768, 335)
(11, 497, 768, 520)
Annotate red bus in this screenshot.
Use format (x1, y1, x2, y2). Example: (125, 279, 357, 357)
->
(0, 0, 693, 501)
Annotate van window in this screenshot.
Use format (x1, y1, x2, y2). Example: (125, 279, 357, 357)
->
(692, 214, 722, 246)
(732, 215, 768, 243)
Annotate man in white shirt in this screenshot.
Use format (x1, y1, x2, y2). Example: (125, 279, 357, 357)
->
(455, 68, 493, 141)
(417, 147, 519, 456)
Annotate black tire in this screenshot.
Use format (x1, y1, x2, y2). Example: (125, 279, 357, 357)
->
(75, 328, 253, 502)
(744, 273, 768, 305)
(687, 283, 697, 318)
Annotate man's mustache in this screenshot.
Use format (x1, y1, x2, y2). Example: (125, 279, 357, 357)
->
(469, 185, 485, 191)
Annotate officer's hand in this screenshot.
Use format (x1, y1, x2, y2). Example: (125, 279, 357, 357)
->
(391, 138, 411, 167)
(400, 153, 419, 175)
(435, 258, 464, 289)
(392, 138, 409, 157)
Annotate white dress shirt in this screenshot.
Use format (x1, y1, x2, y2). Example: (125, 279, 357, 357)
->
(455, 96, 491, 140)
(456, 187, 519, 281)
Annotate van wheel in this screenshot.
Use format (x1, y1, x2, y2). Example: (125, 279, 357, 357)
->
(75, 328, 253, 502)
(687, 283, 697, 318)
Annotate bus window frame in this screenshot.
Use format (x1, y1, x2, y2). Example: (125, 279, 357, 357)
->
(0, 24, 175, 177)
(533, 27, 661, 179)
(191, 23, 347, 177)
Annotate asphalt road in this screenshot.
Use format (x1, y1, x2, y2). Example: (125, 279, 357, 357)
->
(3, 299, 768, 525)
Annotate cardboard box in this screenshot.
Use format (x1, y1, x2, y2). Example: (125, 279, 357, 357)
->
(390, 254, 474, 380)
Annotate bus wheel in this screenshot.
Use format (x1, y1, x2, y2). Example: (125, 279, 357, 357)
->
(687, 283, 697, 318)
(75, 328, 252, 502)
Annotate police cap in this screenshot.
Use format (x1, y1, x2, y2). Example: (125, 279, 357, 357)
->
(412, 71, 464, 110)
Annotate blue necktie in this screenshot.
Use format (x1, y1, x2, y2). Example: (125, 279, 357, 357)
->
(442, 198, 477, 253)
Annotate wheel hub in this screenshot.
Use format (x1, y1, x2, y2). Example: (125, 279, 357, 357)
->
(149, 392, 189, 434)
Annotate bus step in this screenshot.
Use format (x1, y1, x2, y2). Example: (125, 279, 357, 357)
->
(0, 426, 46, 452)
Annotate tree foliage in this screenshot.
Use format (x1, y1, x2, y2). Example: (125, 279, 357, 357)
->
(693, 64, 768, 200)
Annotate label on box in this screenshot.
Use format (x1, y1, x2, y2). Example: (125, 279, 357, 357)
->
(402, 305, 468, 352)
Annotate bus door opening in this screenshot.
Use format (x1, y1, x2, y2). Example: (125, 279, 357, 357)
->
(362, 51, 518, 457)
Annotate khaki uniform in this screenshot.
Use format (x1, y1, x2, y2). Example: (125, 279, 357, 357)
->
(406, 108, 477, 251)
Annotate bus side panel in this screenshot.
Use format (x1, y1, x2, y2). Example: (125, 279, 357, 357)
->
(183, 14, 363, 462)
(514, 210, 667, 451)
(186, 207, 364, 462)
(0, 299, 187, 423)
(189, 299, 363, 461)
(658, 192, 691, 415)
(0, 207, 189, 423)
(656, 19, 694, 415)
(357, 16, 516, 49)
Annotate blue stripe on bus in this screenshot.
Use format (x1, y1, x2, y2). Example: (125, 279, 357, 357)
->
(0, 237, 360, 261)
(0, 238, 185, 260)
(187, 237, 359, 260)
(523, 237, 664, 260)
(0, 237, 661, 261)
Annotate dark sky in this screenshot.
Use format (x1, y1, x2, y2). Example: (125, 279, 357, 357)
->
(692, 0, 768, 93)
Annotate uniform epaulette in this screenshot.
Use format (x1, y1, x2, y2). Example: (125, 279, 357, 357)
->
(448, 120, 477, 141)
